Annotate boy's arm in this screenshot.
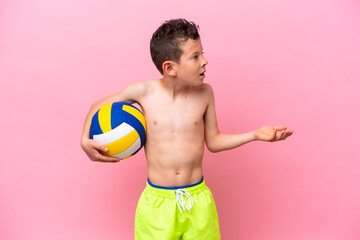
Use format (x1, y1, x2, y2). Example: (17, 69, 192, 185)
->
(203, 85, 293, 153)
(81, 81, 147, 162)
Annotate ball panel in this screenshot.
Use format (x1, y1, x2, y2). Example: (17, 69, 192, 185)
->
(98, 102, 113, 133)
(122, 110, 146, 146)
(93, 122, 134, 146)
(122, 104, 147, 131)
(112, 138, 141, 160)
(103, 130, 140, 156)
(110, 102, 125, 129)
(89, 110, 103, 139)
(128, 143, 142, 157)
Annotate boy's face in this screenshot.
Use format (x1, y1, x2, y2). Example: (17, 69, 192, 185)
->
(173, 38, 208, 86)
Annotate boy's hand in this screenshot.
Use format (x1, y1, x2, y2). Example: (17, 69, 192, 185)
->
(253, 126, 294, 142)
(81, 138, 120, 163)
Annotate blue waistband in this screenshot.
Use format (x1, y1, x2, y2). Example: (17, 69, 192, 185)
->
(147, 176, 204, 190)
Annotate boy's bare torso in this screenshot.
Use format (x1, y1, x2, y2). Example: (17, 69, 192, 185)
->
(138, 79, 210, 187)
(81, 31, 294, 192)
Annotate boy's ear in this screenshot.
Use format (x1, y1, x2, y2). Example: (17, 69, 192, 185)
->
(162, 61, 176, 77)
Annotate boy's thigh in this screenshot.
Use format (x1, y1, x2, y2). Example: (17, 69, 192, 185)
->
(135, 190, 180, 240)
(181, 188, 221, 240)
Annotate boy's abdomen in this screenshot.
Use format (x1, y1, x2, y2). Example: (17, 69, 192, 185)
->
(144, 128, 205, 187)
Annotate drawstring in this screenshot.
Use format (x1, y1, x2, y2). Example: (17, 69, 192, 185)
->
(175, 189, 193, 217)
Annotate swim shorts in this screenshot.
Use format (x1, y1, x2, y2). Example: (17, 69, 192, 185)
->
(134, 177, 221, 240)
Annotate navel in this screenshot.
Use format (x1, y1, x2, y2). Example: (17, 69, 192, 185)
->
(176, 170, 180, 175)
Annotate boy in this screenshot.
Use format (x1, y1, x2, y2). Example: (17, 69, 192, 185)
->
(81, 19, 293, 240)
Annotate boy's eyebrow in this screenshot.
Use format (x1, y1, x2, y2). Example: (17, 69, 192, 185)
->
(190, 49, 204, 56)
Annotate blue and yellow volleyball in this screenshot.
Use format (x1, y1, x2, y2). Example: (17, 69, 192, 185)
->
(89, 102, 146, 160)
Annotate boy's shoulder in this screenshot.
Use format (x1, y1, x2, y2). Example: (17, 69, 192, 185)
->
(199, 82, 213, 92)
(123, 79, 158, 94)
(193, 83, 215, 97)
(130, 79, 160, 90)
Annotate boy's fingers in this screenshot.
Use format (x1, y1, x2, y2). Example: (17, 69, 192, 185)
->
(279, 131, 285, 140)
(274, 126, 287, 131)
(282, 131, 293, 140)
(277, 131, 286, 140)
(100, 146, 109, 152)
(92, 142, 108, 152)
(89, 144, 119, 162)
(269, 129, 293, 142)
(275, 130, 289, 141)
(95, 153, 120, 162)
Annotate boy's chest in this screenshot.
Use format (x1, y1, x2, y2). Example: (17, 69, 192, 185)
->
(141, 93, 208, 130)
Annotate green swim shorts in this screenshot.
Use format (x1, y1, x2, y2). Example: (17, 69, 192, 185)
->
(135, 177, 221, 240)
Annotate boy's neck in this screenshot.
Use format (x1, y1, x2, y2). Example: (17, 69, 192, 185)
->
(160, 76, 190, 99)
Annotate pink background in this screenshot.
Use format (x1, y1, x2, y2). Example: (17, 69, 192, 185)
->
(1, 0, 360, 239)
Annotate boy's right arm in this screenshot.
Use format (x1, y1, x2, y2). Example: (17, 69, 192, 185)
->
(81, 81, 147, 162)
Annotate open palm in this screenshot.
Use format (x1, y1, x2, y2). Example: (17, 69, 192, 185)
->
(253, 126, 294, 142)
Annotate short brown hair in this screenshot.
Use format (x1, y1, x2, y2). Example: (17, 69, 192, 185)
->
(150, 19, 200, 74)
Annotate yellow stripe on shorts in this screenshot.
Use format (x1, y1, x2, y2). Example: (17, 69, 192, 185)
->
(98, 102, 113, 133)
(122, 105, 147, 132)
(104, 129, 139, 156)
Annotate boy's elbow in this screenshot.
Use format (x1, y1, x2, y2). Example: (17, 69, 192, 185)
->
(205, 134, 222, 153)
(206, 142, 221, 153)
(209, 148, 220, 153)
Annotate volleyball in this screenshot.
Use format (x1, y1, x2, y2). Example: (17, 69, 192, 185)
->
(89, 102, 146, 160)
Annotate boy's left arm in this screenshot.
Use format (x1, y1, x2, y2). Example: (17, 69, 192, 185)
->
(203, 85, 294, 153)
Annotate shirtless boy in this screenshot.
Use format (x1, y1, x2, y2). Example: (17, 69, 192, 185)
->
(81, 19, 293, 240)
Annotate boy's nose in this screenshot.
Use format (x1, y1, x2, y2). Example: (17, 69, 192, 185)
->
(202, 56, 208, 66)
